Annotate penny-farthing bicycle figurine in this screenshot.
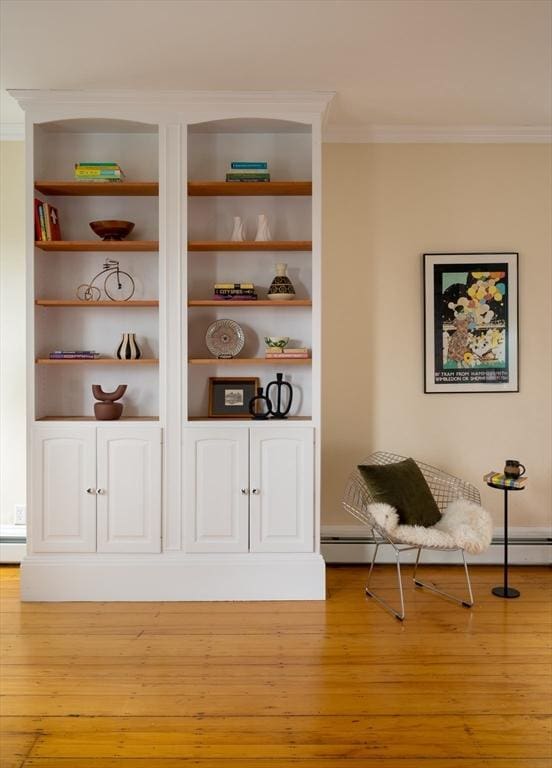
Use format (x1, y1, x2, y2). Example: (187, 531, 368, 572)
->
(77, 259, 135, 301)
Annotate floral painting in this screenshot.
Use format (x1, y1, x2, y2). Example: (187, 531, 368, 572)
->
(424, 253, 519, 393)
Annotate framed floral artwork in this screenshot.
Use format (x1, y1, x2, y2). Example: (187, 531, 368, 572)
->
(423, 253, 519, 393)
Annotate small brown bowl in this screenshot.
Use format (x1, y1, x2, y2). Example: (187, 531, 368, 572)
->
(89, 220, 135, 241)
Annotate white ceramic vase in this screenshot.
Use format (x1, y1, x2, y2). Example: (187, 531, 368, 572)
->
(230, 216, 245, 241)
(254, 214, 271, 242)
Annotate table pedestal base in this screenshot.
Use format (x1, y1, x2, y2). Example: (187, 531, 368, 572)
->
(492, 586, 520, 599)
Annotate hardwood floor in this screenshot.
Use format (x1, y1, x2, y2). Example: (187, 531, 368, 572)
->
(0, 564, 550, 767)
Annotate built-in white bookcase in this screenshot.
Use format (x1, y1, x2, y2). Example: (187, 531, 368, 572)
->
(12, 90, 331, 602)
(32, 119, 159, 419)
(187, 119, 313, 420)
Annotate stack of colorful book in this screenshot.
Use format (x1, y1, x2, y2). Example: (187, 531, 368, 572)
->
(74, 162, 125, 182)
(265, 347, 309, 359)
(483, 471, 528, 489)
(213, 283, 258, 301)
(226, 161, 270, 182)
(34, 199, 61, 241)
(49, 350, 100, 360)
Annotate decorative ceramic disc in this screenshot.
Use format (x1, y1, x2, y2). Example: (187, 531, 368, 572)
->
(205, 319, 245, 358)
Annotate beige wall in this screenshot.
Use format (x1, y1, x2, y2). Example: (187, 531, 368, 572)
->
(0, 141, 26, 525)
(322, 143, 552, 529)
(1, 141, 550, 531)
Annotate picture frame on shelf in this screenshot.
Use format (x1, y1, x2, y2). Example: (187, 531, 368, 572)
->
(208, 377, 260, 418)
(423, 252, 519, 393)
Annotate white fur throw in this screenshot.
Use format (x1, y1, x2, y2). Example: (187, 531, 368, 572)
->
(368, 499, 493, 554)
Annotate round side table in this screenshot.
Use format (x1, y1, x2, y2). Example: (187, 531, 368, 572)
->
(487, 482, 525, 598)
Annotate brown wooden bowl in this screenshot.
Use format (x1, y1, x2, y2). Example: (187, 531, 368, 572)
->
(89, 220, 135, 241)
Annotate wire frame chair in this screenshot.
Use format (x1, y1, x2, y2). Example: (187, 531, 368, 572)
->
(342, 451, 482, 621)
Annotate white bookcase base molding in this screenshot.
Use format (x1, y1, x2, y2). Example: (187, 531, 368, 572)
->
(19, 553, 326, 601)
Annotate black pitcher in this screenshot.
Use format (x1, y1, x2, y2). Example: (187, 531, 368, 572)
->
(249, 387, 273, 420)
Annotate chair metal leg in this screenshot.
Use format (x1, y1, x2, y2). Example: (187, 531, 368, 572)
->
(365, 540, 406, 621)
(413, 548, 474, 608)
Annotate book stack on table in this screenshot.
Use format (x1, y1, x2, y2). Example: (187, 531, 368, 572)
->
(74, 162, 125, 182)
(265, 347, 310, 360)
(226, 161, 270, 182)
(483, 471, 528, 489)
(213, 283, 258, 301)
(49, 351, 100, 360)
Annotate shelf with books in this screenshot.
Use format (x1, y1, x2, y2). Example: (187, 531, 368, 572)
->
(188, 240, 311, 252)
(188, 181, 311, 197)
(34, 181, 159, 196)
(188, 358, 311, 366)
(35, 240, 159, 252)
(36, 358, 159, 365)
(188, 299, 311, 307)
(35, 300, 159, 307)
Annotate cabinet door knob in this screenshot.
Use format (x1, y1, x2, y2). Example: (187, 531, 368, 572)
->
(241, 488, 249, 495)
(251, 488, 260, 495)
(97, 488, 106, 495)
(86, 488, 96, 495)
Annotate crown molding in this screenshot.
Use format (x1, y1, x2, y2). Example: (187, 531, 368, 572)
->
(3, 116, 550, 144)
(7, 89, 335, 115)
(0, 122, 24, 141)
(323, 124, 552, 143)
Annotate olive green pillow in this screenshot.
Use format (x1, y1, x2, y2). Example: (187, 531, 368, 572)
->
(358, 458, 441, 527)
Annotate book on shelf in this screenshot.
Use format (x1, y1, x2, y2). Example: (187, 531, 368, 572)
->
(74, 162, 125, 181)
(265, 348, 308, 354)
(34, 199, 61, 241)
(230, 162, 268, 170)
(75, 169, 124, 178)
(75, 162, 120, 168)
(483, 471, 527, 489)
(212, 294, 258, 301)
(214, 288, 256, 296)
(226, 173, 271, 182)
(34, 199, 46, 240)
(49, 351, 100, 360)
(214, 283, 255, 289)
(265, 352, 310, 359)
(73, 177, 124, 183)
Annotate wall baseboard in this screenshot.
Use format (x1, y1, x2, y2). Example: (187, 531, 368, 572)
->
(0, 525, 27, 563)
(321, 525, 552, 565)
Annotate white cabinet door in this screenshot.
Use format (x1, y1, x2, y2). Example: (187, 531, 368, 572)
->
(96, 427, 162, 553)
(249, 427, 314, 553)
(32, 427, 97, 553)
(184, 428, 249, 553)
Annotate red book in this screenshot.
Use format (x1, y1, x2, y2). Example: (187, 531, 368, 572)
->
(46, 204, 62, 240)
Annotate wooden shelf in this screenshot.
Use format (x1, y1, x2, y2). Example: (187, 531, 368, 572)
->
(35, 181, 310, 197)
(34, 181, 158, 196)
(188, 358, 311, 366)
(36, 300, 159, 307)
(188, 299, 311, 307)
(36, 358, 159, 365)
(188, 181, 311, 196)
(35, 240, 158, 252)
(188, 240, 311, 252)
(188, 416, 312, 422)
(36, 416, 159, 422)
